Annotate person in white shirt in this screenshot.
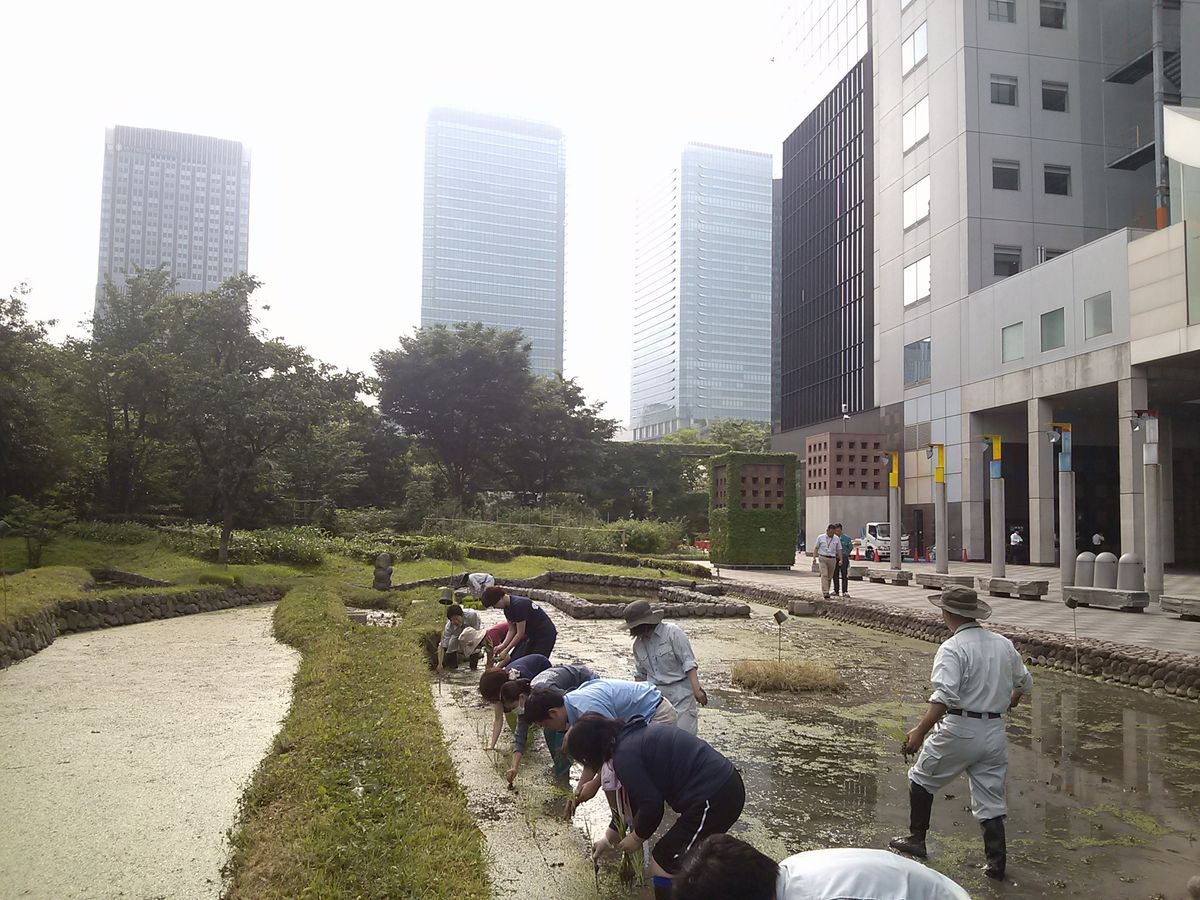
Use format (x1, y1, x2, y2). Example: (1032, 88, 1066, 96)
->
(1008, 527, 1024, 564)
(671, 834, 970, 900)
(889, 584, 1032, 881)
(813, 524, 842, 599)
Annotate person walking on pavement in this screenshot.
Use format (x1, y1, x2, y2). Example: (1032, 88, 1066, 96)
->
(1008, 527, 1024, 564)
(625, 600, 707, 735)
(814, 524, 842, 599)
(832, 524, 853, 599)
(888, 585, 1032, 881)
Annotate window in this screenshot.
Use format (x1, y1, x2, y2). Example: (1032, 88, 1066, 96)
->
(1043, 248, 1067, 260)
(903, 175, 931, 228)
(991, 75, 1018, 106)
(1042, 81, 1069, 111)
(1040, 0, 1066, 28)
(1040, 308, 1066, 351)
(989, 0, 1016, 22)
(1044, 164, 1071, 195)
(902, 96, 930, 151)
(902, 23, 928, 74)
(1084, 291, 1113, 338)
(992, 160, 1021, 191)
(1002, 323, 1024, 362)
(994, 245, 1022, 277)
(904, 255, 932, 305)
(904, 338, 932, 386)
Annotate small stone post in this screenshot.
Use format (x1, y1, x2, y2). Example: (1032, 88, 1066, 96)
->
(373, 552, 393, 592)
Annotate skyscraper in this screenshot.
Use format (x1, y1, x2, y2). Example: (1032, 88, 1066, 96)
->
(630, 144, 773, 441)
(421, 108, 566, 376)
(95, 126, 250, 313)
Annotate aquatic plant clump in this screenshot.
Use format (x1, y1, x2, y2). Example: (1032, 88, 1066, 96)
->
(732, 659, 841, 693)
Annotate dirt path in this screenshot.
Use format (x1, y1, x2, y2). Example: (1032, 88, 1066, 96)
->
(0, 604, 298, 900)
(436, 599, 1200, 899)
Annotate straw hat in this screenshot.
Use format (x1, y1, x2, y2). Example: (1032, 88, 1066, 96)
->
(927, 584, 992, 620)
(624, 599, 664, 630)
(457, 626, 486, 656)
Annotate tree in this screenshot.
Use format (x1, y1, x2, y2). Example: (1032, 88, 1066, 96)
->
(163, 276, 362, 563)
(495, 375, 616, 496)
(374, 323, 534, 506)
(0, 285, 72, 500)
(705, 419, 772, 453)
(2, 497, 73, 568)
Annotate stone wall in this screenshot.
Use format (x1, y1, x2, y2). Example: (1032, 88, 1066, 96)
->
(86, 568, 175, 589)
(519, 586, 751, 621)
(0, 585, 285, 670)
(724, 582, 1200, 702)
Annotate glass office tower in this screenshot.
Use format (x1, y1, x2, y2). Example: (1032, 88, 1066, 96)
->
(631, 144, 773, 440)
(420, 108, 566, 376)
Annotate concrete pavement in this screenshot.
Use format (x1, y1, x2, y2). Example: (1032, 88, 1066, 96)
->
(716, 553, 1200, 657)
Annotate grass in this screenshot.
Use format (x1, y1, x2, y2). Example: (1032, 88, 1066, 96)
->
(731, 659, 842, 693)
(222, 579, 491, 900)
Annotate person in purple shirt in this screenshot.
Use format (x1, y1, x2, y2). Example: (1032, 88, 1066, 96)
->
(567, 714, 744, 900)
(482, 586, 557, 662)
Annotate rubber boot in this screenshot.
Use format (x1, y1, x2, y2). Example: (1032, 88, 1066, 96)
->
(652, 876, 672, 899)
(888, 781, 933, 858)
(980, 816, 1006, 880)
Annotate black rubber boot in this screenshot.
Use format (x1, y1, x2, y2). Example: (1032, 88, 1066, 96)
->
(888, 781, 933, 858)
(981, 816, 1007, 880)
(653, 880, 672, 900)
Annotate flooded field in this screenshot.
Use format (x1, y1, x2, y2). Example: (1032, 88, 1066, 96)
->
(0, 604, 298, 899)
(433, 598, 1200, 899)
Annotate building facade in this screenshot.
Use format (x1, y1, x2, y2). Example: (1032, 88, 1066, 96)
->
(630, 144, 774, 441)
(420, 108, 566, 376)
(95, 126, 250, 314)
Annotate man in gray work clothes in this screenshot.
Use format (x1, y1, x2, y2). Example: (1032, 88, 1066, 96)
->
(624, 600, 707, 734)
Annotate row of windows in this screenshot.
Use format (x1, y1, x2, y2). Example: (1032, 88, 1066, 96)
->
(1000, 292, 1112, 362)
(991, 160, 1072, 195)
(991, 75, 1068, 112)
(988, 0, 1067, 29)
(992, 243, 1068, 277)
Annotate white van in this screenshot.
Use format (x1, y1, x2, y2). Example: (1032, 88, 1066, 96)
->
(858, 522, 909, 562)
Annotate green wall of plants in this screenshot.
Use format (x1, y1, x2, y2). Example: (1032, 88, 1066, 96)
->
(708, 452, 798, 567)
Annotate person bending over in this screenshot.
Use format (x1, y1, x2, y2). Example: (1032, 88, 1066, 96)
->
(482, 586, 557, 662)
(499, 662, 595, 784)
(566, 714, 744, 900)
(479, 654, 552, 751)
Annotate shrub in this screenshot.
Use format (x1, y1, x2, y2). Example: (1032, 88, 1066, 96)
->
(64, 521, 157, 545)
(731, 660, 841, 693)
(421, 535, 467, 562)
(332, 507, 404, 537)
(612, 519, 685, 555)
(198, 572, 244, 587)
(2, 498, 74, 568)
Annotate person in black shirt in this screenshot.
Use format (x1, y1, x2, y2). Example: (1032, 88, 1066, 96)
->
(566, 714, 744, 900)
(482, 586, 558, 661)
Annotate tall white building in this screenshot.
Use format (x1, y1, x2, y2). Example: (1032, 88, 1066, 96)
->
(95, 126, 250, 313)
(630, 144, 774, 441)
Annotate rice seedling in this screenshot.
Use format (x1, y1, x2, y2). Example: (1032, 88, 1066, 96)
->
(731, 659, 842, 693)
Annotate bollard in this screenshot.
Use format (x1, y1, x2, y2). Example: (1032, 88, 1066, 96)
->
(1094, 551, 1119, 589)
(1117, 553, 1145, 591)
(1074, 552, 1096, 587)
(373, 552, 394, 592)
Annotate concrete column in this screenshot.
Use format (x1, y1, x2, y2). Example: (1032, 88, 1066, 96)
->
(935, 480, 949, 574)
(1161, 416, 1175, 565)
(1118, 374, 1147, 558)
(1028, 398, 1056, 565)
(1144, 418, 1164, 602)
(1059, 471, 1076, 589)
(962, 414, 988, 561)
(889, 485, 902, 571)
(990, 477, 1006, 578)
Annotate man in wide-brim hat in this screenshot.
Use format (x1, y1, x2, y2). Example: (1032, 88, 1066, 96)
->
(624, 599, 707, 735)
(888, 585, 1032, 883)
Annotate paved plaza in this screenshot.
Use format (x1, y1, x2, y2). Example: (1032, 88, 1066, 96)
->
(718, 554, 1200, 657)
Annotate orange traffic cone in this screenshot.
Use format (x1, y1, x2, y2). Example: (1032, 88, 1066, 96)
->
(962, 548, 969, 562)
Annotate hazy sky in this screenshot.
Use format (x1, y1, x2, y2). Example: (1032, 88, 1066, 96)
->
(1, 1, 791, 426)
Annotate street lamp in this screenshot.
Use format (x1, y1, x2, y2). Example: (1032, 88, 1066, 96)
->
(773, 609, 787, 661)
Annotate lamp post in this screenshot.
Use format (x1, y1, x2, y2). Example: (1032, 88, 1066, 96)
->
(773, 609, 787, 662)
(927, 444, 948, 574)
(983, 435, 1005, 578)
(887, 451, 902, 571)
(1138, 411, 1164, 602)
(1051, 423, 1075, 590)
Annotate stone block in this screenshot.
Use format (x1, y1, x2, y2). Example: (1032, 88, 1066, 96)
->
(976, 577, 1050, 600)
(1159, 595, 1200, 621)
(914, 573, 975, 590)
(866, 568, 914, 585)
(1063, 585, 1150, 612)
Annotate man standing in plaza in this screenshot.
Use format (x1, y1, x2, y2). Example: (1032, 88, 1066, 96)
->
(814, 524, 842, 599)
(625, 600, 707, 734)
(832, 524, 853, 599)
(888, 585, 1032, 881)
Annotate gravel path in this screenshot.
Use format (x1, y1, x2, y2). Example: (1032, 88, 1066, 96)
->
(0, 604, 298, 900)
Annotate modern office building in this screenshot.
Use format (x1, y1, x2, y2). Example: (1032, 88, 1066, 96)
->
(774, 0, 1200, 569)
(630, 144, 774, 441)
(95, 126, 250, 314)
(420, 108, 566, 376)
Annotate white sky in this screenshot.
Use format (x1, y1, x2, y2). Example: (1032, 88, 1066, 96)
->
(1, 0, 795, 427)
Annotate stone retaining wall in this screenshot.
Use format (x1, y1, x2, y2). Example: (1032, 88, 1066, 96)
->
(725, 582, 1200, 702)
(521, 586, 750, 621)
(0, 586, 285, 670)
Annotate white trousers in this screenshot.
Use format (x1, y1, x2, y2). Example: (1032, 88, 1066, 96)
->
(908, 714, 1009, 821)
(657, 680, 699, 735)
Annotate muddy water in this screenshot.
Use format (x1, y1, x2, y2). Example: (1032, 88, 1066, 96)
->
(0, 604, 298, 899)
(436, 599, 1200, 899)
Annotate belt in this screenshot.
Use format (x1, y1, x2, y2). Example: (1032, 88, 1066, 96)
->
(947, 709, 1002, 719)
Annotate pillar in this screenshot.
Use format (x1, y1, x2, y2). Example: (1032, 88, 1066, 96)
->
(935, 481, 949, 573)
(1161, 416, 1175, 565)
(889, 481, 902, 572)
(1118, 373, 1147, 558)
(1144, 417, 1164, 602)
(1028, 398, 1056, 565)
(961, 413, 988, 561)
(990, 477, 1006, 578)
